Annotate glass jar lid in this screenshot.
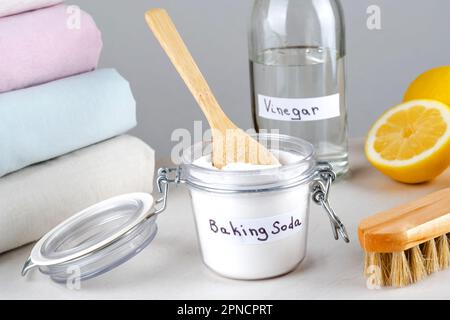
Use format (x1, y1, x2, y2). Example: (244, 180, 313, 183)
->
(22, 193, 157, 283)
(180, 133, 317, 193)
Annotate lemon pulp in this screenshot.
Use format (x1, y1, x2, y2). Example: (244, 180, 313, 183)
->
(374, 105, 447, 161)
(366, 99, 450, 183)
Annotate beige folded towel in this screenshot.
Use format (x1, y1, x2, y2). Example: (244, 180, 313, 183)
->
(0, 135, 155, 254)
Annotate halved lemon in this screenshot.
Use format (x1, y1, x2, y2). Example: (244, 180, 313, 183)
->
(366, 99, 450, 184)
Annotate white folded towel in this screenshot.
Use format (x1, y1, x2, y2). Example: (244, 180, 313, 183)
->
(0, 135, 155, 254)
(0, 0, 62, 17)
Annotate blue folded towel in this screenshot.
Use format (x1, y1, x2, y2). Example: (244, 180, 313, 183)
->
(0, 69, 136, 177)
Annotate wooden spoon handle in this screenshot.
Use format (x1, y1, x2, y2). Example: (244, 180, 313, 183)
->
(145, 8, 227, 128)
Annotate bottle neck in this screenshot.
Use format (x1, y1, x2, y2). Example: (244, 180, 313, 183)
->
(249, 0, 345, 59)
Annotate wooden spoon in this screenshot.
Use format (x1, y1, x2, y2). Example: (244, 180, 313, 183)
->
(145, 8, 279, 169)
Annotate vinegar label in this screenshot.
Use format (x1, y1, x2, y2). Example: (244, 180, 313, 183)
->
(258, 93, 340, 122)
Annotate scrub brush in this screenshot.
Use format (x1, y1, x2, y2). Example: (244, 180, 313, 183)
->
(359, 188, 450, 288)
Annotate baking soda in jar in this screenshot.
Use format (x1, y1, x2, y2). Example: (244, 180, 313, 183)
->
(191, 182, 310, 279)
(181, 134, 318, 279)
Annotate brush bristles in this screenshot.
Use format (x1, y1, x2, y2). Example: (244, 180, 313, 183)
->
(364, 253, 394, 286)
(365, 253, 384, 287)
(437, 235, 450, 269)
(408, 246, 427, 283)
(380, 253, 392, 283)
(390, 252, 412, 287)
(423, 240, 440, 274)
(364, 232, 450, 288)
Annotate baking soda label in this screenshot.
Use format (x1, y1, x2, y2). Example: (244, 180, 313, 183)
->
(258, 94, 340, 122)
(206, 211, 304, 245)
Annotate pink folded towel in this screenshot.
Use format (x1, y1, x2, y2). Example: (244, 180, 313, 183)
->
(0, 0, 63, 17)
(0, 4, 102, 93)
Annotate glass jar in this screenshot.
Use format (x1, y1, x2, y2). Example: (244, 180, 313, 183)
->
(179, 133, 348, 279)
(22, 134, 348, 283)
(249, 0, 349, 176)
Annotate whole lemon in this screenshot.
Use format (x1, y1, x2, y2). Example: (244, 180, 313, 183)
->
(404, 66, 450, 105)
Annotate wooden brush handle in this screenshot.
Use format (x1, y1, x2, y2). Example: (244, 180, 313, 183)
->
(359, 188, 450, 252)
(145, 9, 229, 129)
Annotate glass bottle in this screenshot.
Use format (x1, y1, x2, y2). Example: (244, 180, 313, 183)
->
(248, 0, 348, 176)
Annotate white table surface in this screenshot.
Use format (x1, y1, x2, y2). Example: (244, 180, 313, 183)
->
(1, 140, 450, 300)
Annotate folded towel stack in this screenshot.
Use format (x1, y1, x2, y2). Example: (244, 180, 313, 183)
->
(0, 2, 154, 254)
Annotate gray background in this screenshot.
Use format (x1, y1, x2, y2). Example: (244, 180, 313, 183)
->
(70, 0, 450, 160)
